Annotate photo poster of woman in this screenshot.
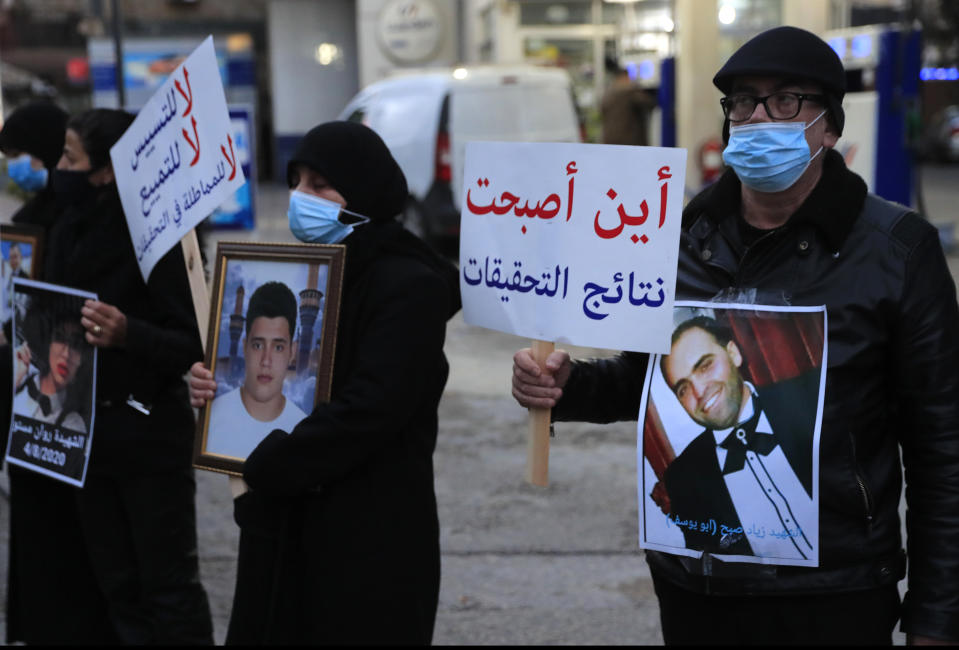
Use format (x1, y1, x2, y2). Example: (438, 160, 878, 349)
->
(7, 278, 98, 487)
(200, 257, 330, 462)
(637, 301, 827, 567)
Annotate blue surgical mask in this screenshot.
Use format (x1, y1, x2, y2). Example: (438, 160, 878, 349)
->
(722, 111, 826, 193)
(287, 190, 369, 244)
(7, 154, 49, 192)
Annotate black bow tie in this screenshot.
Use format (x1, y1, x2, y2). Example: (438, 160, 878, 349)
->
(23, 374, 52, 417)
(717, 407, 777, 475)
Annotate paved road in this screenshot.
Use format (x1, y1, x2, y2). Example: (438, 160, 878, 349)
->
(2, 162, 957, 644)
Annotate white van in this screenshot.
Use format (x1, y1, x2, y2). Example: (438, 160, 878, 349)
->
(338, 65, 583, 247)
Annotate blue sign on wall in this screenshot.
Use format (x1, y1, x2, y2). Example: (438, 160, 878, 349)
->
(209, 105, 257, 230)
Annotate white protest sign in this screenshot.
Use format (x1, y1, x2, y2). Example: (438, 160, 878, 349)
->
(110, 36, 246, 281)
(459, 142, 686, 354)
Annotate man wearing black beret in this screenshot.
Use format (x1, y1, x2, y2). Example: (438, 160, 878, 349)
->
(512, 25, 959, 645)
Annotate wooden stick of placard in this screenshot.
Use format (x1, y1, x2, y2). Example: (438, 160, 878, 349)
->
(525, 339, 555, 487)
(181, 230, 209, 350)
(180, 230, 249, 497)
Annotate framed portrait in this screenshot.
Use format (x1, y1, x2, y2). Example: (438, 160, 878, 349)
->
(193, 241, 346, 476)
(637, 301, 827, 568)
(1, 224, 45, 345)
(7, 278, 98, 487)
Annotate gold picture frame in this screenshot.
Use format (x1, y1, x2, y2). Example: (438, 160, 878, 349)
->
(193, 241, 345, 476)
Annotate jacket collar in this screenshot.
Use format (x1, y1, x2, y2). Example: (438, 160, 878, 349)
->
(683, 149, 868, 252)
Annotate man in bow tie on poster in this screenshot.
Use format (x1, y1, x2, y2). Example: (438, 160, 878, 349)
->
(658, 316, 818, 560)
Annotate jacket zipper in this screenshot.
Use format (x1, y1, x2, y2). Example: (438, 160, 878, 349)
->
(848, 433, 874, 530)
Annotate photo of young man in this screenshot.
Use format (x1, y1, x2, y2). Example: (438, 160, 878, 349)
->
(206, 281, 308, 459)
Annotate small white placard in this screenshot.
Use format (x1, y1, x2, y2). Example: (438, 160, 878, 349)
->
(111, 35, 246, 281)
(459, 142, 686, 354)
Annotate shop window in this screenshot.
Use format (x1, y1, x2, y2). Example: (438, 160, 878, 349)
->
(519, 1, 592, 26)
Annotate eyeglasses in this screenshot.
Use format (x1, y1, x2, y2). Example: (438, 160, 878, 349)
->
(720, 92, 826, 122)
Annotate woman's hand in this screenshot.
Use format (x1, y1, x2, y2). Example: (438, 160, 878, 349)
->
(81, 299, 127, 347)
(187, 361, 217, 408)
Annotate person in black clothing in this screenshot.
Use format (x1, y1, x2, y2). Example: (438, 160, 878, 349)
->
(0, 101, 115, 645)
(189, 121, 461, 644)
(512, 26, 959, 645)
(0, 102, 68, 362)
(0, 101, 68, 229)
(9, 108, 214, 644)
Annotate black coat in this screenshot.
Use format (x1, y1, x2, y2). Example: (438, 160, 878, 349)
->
(4, 184, 122, 645)
(554, 151, 959, 641)
(6, 185, 202, 643)
(43, 188, 202, 475)
(228, 220, 461, 645)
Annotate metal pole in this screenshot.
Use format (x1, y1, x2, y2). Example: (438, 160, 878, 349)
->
(111, 0, 125, 109)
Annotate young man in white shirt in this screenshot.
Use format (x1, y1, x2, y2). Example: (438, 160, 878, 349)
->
(206, 281, 307, 459)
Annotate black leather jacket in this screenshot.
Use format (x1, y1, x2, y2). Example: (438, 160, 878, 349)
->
(554, 151, 959, 641)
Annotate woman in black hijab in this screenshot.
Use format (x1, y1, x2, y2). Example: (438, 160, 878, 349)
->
(1, 101, 70, 415)
(189, 121, 461, 644)
(0, 102, 111, 646)
(0, 102, 68, 347)
(9, 108, 213, 645)
(0, 101, 69, 227)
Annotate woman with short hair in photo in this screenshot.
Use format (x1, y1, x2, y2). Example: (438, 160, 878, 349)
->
(12, 295, 92, 433)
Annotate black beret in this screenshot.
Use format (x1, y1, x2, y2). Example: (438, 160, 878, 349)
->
(714, 26, 846, 135)
(286, 121, 408, 222)
(0, 102, 69, 170)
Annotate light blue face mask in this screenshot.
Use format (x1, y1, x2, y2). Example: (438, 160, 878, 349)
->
(7, 154, 49, 192)
(722, 111, 826, 193)
(287, 190, 370, 244)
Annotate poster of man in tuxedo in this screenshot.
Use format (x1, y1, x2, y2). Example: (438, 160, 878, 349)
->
(638, 302, 826, 567)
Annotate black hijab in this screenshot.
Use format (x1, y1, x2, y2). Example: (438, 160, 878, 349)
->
(0, 101, 69, 170)
(286, 121, 408, 222)
(286, 120, 460, 318)
(1, 103, 69, 229)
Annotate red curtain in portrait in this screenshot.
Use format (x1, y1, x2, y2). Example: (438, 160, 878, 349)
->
(725, 310, 824, 387)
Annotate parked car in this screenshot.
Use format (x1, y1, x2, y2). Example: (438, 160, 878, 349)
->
(338, 65, 583, 249)
(921, 105, 959, 163)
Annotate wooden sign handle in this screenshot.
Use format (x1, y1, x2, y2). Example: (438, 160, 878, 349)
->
(180, 230, 210, 351)
(229, 475, 249, 498)
(525, 339, 555, 487)
(180, 231, 250, 497)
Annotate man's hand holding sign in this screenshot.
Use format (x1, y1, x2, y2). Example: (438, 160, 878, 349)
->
(459, 142, 686, 485)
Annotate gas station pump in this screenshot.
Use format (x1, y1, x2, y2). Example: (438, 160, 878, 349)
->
(825, 25, 921, 207)
(625, 53, 726, 192)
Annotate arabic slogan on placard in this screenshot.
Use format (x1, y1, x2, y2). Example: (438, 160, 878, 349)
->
(110, 35, 246, 281)
(459, 142, 686, 354)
